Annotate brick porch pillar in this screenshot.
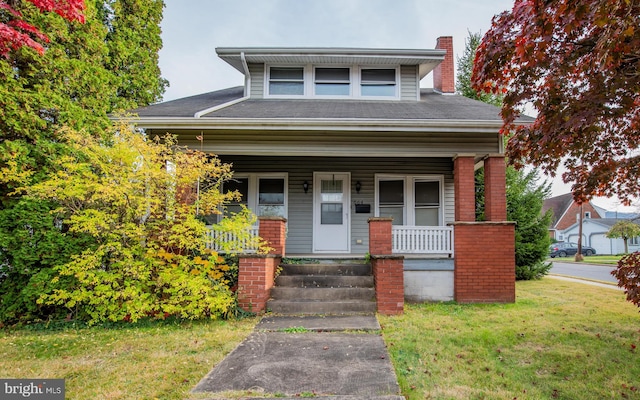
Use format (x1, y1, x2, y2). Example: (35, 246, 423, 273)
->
(453, 222, 516, 303)
(237, 255, 279, 313)
(258, 216, 287, 256)
(454, 154, 476, 222)
(237, 216, 286, 313)
(368, 217, 404, 315)
(484, 155, 507, 222)
(453, 154, 515, 304)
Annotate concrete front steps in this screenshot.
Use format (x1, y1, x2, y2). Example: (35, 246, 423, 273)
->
(267, 262, 376, 315)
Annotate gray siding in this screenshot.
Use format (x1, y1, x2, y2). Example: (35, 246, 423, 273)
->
(219, 156, 453, 255)
(248, 63, 264, 98)
(400, 65, 419, 100)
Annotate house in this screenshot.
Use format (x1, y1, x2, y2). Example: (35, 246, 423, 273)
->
(542, 193, 605, 241)
(562, 218, 640, 255)
(130, 37, 526, 313)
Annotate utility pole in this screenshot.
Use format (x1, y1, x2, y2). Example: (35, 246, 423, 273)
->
(575, 202, 584, 262)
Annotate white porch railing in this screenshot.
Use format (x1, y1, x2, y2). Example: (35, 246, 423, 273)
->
(205, 225, 259, 254)
(392, 225, 454, 256)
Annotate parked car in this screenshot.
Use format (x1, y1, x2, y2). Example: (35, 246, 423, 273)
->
(549, 242, 596, 258)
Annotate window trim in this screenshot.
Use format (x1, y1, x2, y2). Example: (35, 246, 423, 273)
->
(374, 174, 444, 226)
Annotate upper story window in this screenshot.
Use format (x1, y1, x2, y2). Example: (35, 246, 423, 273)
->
(269, 67, 304, 95)
(315, 67, 350, 96)
(361, 68, 396, 97)
(266, 65, 399, 99)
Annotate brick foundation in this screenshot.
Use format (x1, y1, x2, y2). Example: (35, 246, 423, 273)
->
(453, 222, 515, 303)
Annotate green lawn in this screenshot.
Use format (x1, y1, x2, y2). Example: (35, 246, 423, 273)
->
(379, 278, 640, 400)
(1, 279, 638, 400)
(549, 254, 624, 265)
(0, 318, 258, 399)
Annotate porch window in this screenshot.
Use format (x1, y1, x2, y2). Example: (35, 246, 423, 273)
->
(315, 67, 350, 96)
(378, 179, 404, 225)
(269, 67, 304, 95)
(414, 180, 440, 225)
(360, 68, 396, 97)
(258, 178, 285, 217)
(376, 175, 443, 226)
(220, 174, 288, 221)
(224, 178, 249, 216)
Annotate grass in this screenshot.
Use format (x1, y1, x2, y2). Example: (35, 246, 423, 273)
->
(549, 254, 624, 265)
(0, 317, 258, 399)
(2, 279, 639, 399)
(379, 278, 640, 400)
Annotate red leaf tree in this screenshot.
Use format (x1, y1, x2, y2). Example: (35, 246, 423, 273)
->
(472, 0, 640, 205)
(0, 0, 85, 57)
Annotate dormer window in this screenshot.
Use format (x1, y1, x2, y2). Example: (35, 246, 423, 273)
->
(315, 67, 350, 96)
(268, 67, 304, 95)
(361, 68, 396, 97)
(266, 65, 399, 99)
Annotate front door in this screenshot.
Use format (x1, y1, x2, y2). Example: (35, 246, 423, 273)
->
(313, 172, 350, 253)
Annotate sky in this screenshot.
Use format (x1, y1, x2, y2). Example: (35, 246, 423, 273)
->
(157, 0, 636, 213)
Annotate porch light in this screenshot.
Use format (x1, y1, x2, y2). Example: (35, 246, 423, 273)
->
(303, 181, 309, 193)
(355, 181, 362, 193)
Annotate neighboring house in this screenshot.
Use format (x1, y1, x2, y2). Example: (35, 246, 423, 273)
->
(562, 218, 640, 255)
(542, 193, 605, 241)
(130, 37, 527, 304)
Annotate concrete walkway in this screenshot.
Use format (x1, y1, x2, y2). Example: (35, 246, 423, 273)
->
(192, 315, 404, 400)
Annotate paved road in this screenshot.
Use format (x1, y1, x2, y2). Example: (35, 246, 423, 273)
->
(550, 261, 617, 283)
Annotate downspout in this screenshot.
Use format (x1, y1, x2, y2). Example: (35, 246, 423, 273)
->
(240, 51, 251, 97)
(194, 51, 251, 118)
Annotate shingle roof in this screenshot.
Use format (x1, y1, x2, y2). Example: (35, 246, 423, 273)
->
(132, 86, 245, 118)
(542, 193, 575, 227)
(131, 87, 534, 122)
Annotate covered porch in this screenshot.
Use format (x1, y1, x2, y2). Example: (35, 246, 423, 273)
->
(208, 154, 515, 314)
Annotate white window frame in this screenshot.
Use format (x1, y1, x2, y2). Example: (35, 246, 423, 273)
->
(630, 236, 640, 246)
(267, 66, 306, 97)
(357, 66, 400, 99)
(222, 173, 289, 220)
(264, 64, 400, 100)
(313, 66, 352, 98)
(374, 174, 444, 226)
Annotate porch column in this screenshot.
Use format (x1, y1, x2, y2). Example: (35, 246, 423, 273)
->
(237, 216, 286, 313)
(484, 155, 507, 222)
(237, 255, 279, 313)
(453, 155, 515, 304)
(454, 154, 476, 222)
(258, 216, 287, 256)
(368, 217, 404, 315)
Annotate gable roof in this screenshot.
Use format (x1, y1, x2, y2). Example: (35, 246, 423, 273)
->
(542, 193, 575, 228)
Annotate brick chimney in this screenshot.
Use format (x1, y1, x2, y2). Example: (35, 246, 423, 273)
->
(433, 36, 455, 94)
